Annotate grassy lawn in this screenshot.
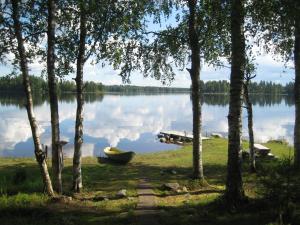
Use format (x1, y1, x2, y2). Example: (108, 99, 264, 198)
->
(0, 138, 299, 225)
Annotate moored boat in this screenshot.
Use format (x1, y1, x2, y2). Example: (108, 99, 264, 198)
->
(103, 147, 135, 163)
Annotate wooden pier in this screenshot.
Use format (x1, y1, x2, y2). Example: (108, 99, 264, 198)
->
(159, 130, 210, 143)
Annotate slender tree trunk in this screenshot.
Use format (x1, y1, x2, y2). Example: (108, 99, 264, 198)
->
(47, 0, 63, 194)
(294, 16, 300, 170)
(243, 82, 256, 172)
(11, 0, 54, 196)
(187, 0, 204, 180)
(225, 0, 245, 206)
(72, 5, 87, 192)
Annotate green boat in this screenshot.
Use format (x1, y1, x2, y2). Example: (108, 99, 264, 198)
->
(103, 147, 135, 164)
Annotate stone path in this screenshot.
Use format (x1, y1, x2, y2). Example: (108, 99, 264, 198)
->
(134, 178, 160, 225)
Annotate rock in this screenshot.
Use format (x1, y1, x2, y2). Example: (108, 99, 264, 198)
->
(267, 153, 275, 159)
(184, 193, 191, 199)
(162, 183, 180, 191)
(182, 186, 188, 193)
(171, 170, 177, 175)
(157, 133, 164, 138)
(160, 138, 166, 143)
(51, 196, 72, 203)
(93, 196, 108, 201)
(116, 189, 127, 198)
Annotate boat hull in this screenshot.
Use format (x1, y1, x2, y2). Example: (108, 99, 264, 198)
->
(103, 147, 135, 164)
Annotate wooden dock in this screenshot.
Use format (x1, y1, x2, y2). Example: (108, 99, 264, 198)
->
(159, 130, 210, 142)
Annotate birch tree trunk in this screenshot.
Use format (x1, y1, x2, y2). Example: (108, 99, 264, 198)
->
(47, 0, 63, 194)
(11, 0, 54, 196)
(225, 0, 245, 205)
(73, 4, 87, 192)
(187, 0, 204, 180)
(294, 15, 300, 170)
(243, 82, 256, 172)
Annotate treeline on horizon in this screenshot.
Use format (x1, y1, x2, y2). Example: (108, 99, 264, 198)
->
(0, 75, 294, 94)
(0, 86, 293, 109)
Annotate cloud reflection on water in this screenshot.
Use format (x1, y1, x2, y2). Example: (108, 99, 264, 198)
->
(0, 94, 294, 157)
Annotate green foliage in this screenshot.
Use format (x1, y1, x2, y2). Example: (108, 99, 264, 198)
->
(250, 0, 299, 61)
(200, 80, 291, 95)
(0, 193, 48, 209)
(0, 75, 104, 94)
(257, 156, 300, 224)
(12, 168, 27, 185)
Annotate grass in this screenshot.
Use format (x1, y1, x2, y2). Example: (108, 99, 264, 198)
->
(0, 138, 299, 225)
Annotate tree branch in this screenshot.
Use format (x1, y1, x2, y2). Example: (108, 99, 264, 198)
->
(143, 31, 181, 39)
(23, 30, 46, 41)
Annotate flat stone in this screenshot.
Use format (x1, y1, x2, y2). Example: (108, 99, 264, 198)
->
(51, 196, 72, 203)
(171, 169, 177, 175)
(116, 189, 127, 198)
(162, 182, 180, 191)
(93, 195, 108, 201)
(185, 193, 191, 198)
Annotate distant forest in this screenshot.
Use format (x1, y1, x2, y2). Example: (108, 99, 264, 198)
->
(0, 90, 293, 109)
(0, 75, 294, 95)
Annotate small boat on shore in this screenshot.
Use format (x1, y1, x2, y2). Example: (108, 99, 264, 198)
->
(103, 147, 135, 164)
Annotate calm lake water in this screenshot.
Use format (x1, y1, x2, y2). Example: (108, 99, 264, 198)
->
(0, 93, 294, 157)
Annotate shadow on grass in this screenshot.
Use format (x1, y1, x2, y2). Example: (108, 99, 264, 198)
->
(155, 197, 282, 225)
(0, 205, 134, 225)
(0, 158, 228, 195)
(1, 157, 300, 225)
(0, 158, 228, 225)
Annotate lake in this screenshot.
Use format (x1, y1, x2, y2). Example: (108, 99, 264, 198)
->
(0, 93, 294, 157)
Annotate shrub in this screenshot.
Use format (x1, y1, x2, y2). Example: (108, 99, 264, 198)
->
(12, 168, 27, 185)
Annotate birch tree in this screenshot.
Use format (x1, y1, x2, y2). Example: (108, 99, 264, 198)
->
(251, 0, 300, 170)
(47, 0, 63, 194)
(225, 0, 246, 205)
(0, 0, 54, 196)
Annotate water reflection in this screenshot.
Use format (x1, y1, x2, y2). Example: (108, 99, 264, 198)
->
(202, 94, 294, 106)
(0, 92, 104, 108)
(0, 93, 294, 157)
